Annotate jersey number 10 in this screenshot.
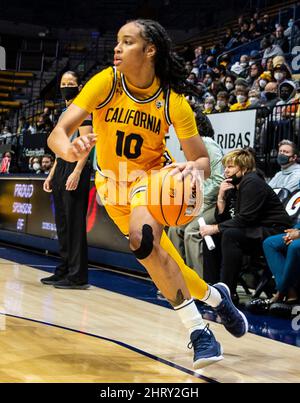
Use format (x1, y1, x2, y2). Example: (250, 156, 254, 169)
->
(116, 130, 143, 159)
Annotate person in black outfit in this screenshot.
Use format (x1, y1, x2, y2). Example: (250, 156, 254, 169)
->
(200, 149, 292, 300)
(41, 71, 92, 289)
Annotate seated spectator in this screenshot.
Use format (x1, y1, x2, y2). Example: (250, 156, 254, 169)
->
(262, 81, 280, 109)
(248, 89, 262, 108)
(230, 55, 249, 77)
(41, 154, 54, 175)
(202, 96, 216, 114)
(249, 50, 261, 66)
(268, 140, 300, 193)
(168, 107, 224, 276)
(247, 223, 300, 316)
(247, 62, 263, 88)
(224, 74, 236, 104)
(215, 91, 230, 112)
(258, 14, 273, 35)
(284, 19, 300, 48)
(230, 88, 250, 110)
(273, 63, 292, 85)
(274, 25, 290, 53)
(256, 71, 273, 92)
(0, 151, 18, 173)
(31, 156, 42, 174)
(0, 125, 13, 143)
(200, 149, 292, 301)
(261, 36, 284, 67)
(265, 57, 274, 73)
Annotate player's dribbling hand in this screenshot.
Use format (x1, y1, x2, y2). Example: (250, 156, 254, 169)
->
(67, 133, 97, 161)
(163, 161, 201, 187)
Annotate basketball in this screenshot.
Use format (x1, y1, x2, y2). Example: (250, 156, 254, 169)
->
(147, 168, 203, 226)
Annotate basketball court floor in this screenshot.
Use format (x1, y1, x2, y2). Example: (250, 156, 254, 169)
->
(0, 245, 300, 383)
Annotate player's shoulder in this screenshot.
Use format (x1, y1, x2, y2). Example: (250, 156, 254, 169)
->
(89, 66, 116, 83)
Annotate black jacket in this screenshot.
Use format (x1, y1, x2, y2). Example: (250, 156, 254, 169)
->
(216, 172, 292, 238)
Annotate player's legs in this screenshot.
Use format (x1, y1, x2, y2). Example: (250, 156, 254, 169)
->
(129, 204, 223, 368)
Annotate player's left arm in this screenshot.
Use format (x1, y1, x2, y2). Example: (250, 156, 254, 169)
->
(165, 94, 210, 183)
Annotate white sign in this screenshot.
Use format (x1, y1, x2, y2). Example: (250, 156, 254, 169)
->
(0, 46, 6, 70)
(207, 109, 257, 154)
(165, 109, 257, 161)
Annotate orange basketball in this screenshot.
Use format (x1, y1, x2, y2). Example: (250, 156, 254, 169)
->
(146, 168, 203, 226)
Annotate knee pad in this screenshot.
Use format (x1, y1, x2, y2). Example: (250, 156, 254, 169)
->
(131, 224, 154, 260)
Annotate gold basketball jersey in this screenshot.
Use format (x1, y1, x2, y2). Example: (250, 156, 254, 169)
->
(73, 67, 198, 182)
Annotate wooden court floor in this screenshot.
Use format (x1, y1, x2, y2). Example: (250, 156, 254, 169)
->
(0, 258, 300, 383)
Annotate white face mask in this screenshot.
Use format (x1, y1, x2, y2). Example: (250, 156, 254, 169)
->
(240, 62, 248, 68)
(274, 72, 284, 81)
(259, 79, 267, 88)
(225, 82, 234, 91)
(33, 163, 40, 171)
(237, 95, 247, 104)
(249, 97, 259, 105)
(204, 103, 213, 110)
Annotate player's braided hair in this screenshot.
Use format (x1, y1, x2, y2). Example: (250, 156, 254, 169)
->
(133, 19, 195, 97)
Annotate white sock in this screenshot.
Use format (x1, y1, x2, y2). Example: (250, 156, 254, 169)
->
(174, 299, 206, 336)
(201, 285, 222, 308)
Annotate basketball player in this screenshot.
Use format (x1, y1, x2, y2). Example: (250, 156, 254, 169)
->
(48, 19, 248, 369)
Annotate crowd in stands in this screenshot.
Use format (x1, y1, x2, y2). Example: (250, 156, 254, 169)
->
(180, 12, 300, 119)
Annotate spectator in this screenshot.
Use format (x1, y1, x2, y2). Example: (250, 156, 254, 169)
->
(273, 63, 292, 85)
(274, 25, 290, 53)
(200, 148, 292, 300)
(247, 62, 263, 88)
(258, 14, 273, 35)
(168, 107, 224, 276)
(262, 82, 280, 109)
(265, 57, 274, 73)
(268, 140, 300, 193)
(277, 81, 297, 105)
(41, 154, 54, 174)
(202, 96, 216, 114)
(284, 19, 300, 48)
(230, 55, 249, 77)
(249, 50, 261, 66)
(230, 88, 250, 111)
(261, 36, 284, 67)
(216, 91, 230, 112)
(31, 156, 42, 174)
(0, 151, 11, 173)
(248, 223, 300, 316)
(248, 89, 262, 108)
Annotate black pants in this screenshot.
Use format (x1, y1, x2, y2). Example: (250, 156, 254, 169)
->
(203, 226, 284, 295)
(52, 158, 91, 283)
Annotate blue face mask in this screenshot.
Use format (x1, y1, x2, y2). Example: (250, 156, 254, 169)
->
(288, 21, 294, 28)
(277, 154, 291, 166)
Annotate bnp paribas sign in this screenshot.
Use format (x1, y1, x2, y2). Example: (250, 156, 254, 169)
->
(0, 46, 6, 70)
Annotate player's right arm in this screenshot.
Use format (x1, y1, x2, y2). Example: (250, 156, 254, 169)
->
(47, 104, 93, 162)
(47, 67, 114, 161)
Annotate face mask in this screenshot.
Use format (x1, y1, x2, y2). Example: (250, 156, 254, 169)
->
(229, 173, 243, 186)
(237, 95, 247, 103)
(277, 154, 291, 166)
(274, 72, 284, 81)
(33, 163, 40, 171)
(259, 79, 267, 88)
(225, 82, 234, 91)
(249, 97, 259, 105)
(217, 100, 226, 108)
(240, 62, 248, 68)
(288, 21, 294, 28)
(60, 86, 79, 101)
(280, 92, 291, 101)
(265, 92, 277, 100)
(204, 103, 213, 110)
(205, 78, 212, 85)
